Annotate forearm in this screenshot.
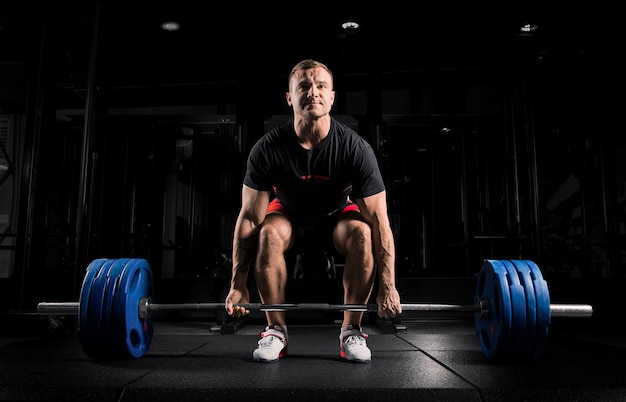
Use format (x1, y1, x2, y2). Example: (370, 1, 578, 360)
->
(230, 186, 271, 290)
(376, 242, 396, 292)
(372, 223, 402, 318)
(231, 220, 259, 289)
(373, 226, 397, 293)
(354, 193, 398, 293)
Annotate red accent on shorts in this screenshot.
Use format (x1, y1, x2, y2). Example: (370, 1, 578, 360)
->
(267, 198, 359, 215)
(341, 202, 359, 214)
(267, 198, 286, 214)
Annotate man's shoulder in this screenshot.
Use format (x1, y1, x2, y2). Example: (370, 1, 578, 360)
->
(330, 117, 369, 149)
(263, 119, 292, 141)
(330, 117, 359, 138)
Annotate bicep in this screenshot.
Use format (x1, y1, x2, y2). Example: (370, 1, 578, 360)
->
(239, 184, 271, 228)
(354, 190, 390, 227)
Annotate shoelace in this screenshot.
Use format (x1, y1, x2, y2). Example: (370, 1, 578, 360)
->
(258, 330, 284, 347)
(343, 334, 366, 346)
(258, 336, 277, 347)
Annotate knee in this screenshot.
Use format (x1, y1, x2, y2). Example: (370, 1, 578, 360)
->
(352, 221, 372, 249)
(336, 220, 372, 255)
(258, 222, 291, 253)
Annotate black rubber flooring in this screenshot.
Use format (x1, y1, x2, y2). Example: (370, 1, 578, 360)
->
(1, 314, 625, 401)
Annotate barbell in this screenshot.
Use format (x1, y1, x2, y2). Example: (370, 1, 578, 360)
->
(37, 258, 593, 361)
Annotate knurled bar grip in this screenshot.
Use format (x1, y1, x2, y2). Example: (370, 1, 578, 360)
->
(37, 300, 594, 320)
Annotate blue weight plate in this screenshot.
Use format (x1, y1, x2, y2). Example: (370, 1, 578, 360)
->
(101, 258, 131, 349)
(86, 259, 117, 357)
(511, 260, 537, 356)
(524, 260, 551, 358)
(78, 258, 109, 357)
(112, 258, 154, 359)
(474, 260, 513, 360)
(122, 258, 154, 359)
(78, 258, 108, 338)
(501, 260, 527, 354)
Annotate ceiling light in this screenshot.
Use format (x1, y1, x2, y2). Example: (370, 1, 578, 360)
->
(520, 24, 538, 34)
(160, 21, 181, 32)
(341, 21, 360, 30)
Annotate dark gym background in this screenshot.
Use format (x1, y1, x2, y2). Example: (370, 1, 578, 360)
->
(0, 3, 622, 321)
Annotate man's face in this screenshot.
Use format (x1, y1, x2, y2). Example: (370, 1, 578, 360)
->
(286, 67, 335, 120)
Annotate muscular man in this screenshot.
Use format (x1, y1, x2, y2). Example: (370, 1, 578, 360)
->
(225, 59, 402, 363)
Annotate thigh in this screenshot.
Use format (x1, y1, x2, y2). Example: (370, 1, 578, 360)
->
(332, 210, 371, 256)
(261, 212, 295, 253)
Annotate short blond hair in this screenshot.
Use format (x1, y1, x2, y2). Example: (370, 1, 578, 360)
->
(288, 59, 334, 87)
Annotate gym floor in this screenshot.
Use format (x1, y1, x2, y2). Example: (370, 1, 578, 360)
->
(1, 310, 625, 402)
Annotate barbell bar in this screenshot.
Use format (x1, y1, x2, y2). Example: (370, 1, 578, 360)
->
(36, 258, 594, 361)
(37, 299, 592, 319)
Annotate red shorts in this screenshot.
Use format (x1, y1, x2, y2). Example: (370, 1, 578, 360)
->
(267, 198, 359, 257)
(267, 198, 360, 216)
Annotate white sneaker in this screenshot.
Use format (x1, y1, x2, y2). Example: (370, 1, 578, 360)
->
(252, 325, 288, 362)
(340, 325, 371, 363)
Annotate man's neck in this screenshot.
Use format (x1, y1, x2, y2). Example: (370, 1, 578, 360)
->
(293, 115, 332, 150)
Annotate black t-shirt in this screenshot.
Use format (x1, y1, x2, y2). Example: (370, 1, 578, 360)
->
(243, 117, 385, 220)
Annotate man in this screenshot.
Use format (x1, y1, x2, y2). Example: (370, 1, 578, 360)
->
(225, 59, 402, 363)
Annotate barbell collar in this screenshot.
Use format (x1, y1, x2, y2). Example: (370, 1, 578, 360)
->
(549, 303, 594, 317)
(37, 302, 79, 316)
